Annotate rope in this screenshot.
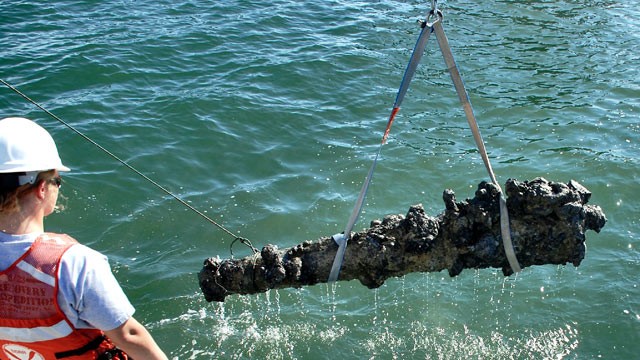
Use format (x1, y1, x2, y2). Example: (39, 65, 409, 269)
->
(1, 79, 257, 254)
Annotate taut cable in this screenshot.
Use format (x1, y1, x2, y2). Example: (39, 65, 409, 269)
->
(1, 79, 257, 254)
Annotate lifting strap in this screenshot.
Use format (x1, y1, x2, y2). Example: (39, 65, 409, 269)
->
(432, 12, 521, 273)
(328, 7, 437, 283)
(328, 3, 520, 283)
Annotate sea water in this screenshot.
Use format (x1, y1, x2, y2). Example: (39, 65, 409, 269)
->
(1, 1, 638, 358)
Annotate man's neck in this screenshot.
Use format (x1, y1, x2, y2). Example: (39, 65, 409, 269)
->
(0, 211, 44, 235)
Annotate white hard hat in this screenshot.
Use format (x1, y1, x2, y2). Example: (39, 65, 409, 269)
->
(0, 117, 70, 174)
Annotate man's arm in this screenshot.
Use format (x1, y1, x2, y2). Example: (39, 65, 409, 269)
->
(104, 317, 168, 360)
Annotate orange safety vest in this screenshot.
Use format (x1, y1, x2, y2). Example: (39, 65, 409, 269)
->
(0, 233, 128, 360)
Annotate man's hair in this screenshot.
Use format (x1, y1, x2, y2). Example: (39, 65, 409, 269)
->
(0, 170, 55, 213)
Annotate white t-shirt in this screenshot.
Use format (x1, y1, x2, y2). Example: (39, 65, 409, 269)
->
(0, 232, 135, 331)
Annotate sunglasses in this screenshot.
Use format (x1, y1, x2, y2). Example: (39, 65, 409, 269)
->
(48, 176, 62, 188)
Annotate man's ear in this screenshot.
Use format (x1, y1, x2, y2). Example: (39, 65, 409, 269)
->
(34, 180, 47, 200)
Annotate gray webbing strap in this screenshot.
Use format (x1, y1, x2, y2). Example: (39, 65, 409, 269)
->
(432, 16, 521, 273)
(327, 10, 438, 283)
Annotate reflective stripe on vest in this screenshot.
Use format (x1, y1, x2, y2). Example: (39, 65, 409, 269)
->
(16, 260, 56, 287)
(0, 319, 72, 342)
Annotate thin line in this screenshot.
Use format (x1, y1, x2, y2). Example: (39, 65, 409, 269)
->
(1, 79, 242, 240)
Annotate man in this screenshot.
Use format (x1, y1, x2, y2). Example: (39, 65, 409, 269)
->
(0, 117, 167, 359)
